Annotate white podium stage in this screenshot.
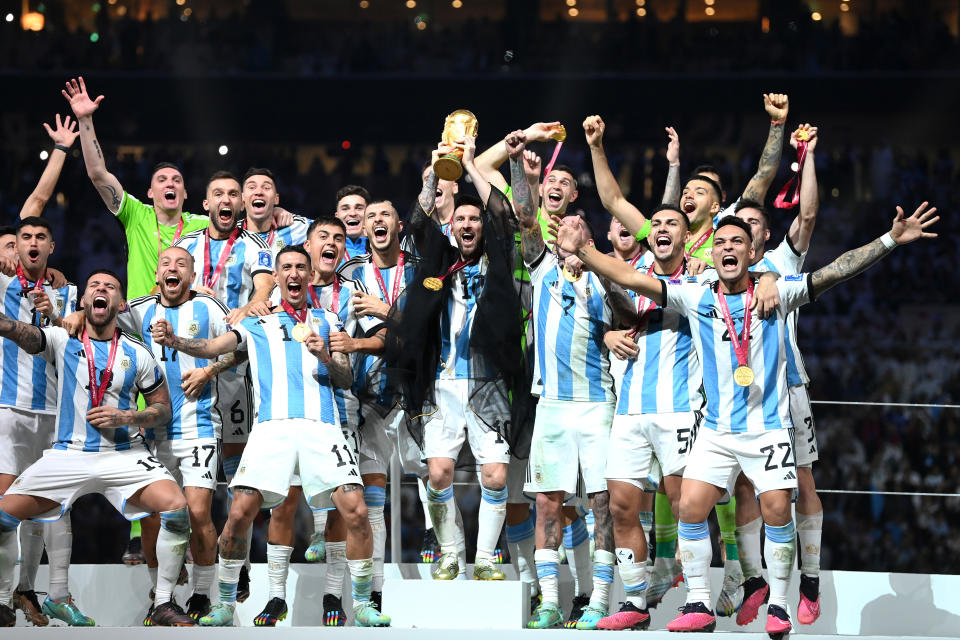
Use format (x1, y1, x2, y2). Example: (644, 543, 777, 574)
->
(12, 563, 960, 637)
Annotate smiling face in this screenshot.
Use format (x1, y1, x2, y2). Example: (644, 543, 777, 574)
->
(734, 206, 771, 258)
(648, 210, 690, 264)
(680, 179, 720, 229)
(156, 247, 195, 305)
(336, 194, 367, 239)
(16, 225, 54, 272)
(711, 223, 755, 285)
(83, 272, 124, 329)
(305, 223, 346, 280)
(242, 174, 279, 225)
(274, 250, 311, 308)
(363, 201, 401, 254)
(607, 218, 639, 258)
(204, 177, 243, 235)
(451, 204, 483, 260)
(147, 167, 187, 214)
(540, 169, 578, 215)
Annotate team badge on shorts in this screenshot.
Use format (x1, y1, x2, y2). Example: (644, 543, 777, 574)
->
(237, 464, 247, 476)
(258, 251, 273, 268)
(188, 321, 200, 336)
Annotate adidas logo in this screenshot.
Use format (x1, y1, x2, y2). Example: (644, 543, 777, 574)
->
(783, 470, 796, 480)
(202, 471, 213, 480)
(349, 469, 359, 476)
(232, 427, 244, 436)
(808, 446, 816, 454)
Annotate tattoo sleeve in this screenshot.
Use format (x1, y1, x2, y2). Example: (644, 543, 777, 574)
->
(600, 278, 641, 327)
(418, 170, 438, 217)
(0, 312, 44, 354)
(661, 163, 681, 205)
(326, 351, 354, 389)
(542, 515, 560, 549)
(172, 335, 219, 358)
(809, 237, 892, 299)
(509, 156, 544, 264)
(208, 350, 247, 377)
(101, 183, 122, 209)
(741, 123, 784, 202)
(589, 490, 614, 552)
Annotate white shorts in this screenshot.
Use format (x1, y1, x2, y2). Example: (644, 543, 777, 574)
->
(231, 418, 361, 509)
(7, 444, 177, 521)
(683, 427, 798, 496)
(605, 411, 698, 489)
(290, 425, 359, 489)
(525, 398, 614, 496)
(423, 378, 511, 465)
(358, 404, 426, 477)
(0, 406, 55, 476)
(789, 385, 818, 467)
(150, 438, 219, 491)
(218, 368, 253, 445)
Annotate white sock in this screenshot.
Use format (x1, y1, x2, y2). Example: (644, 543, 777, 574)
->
(534, 548, 560, 606)
(17, 520, 45, 592)
(736, 516, 764, 579)
(454, 502, 467, 579)
(192, 563, 215, 596)
(365, 486, 386, 591)
(0, 522, 19, 605)
(506, 513, 538, 593)
(148, 566, 159, 590)
(677, 520, 712, 607)
(418, 479, 433, 528)
(763, 521, 796, 610)
(45, 517, 72, 601)
(639, 511, 654, 563)
(476, 485, 507, 563)
(217, 557, 243, 606)
(324, 541, 347, 598)
(243, 524, 252, 572)
(349, 558, 373, 606)
(797, 511, 823, 577)
(563, 519, 592, 595)
(426, 483, 457, 556)
(617, 549, 649, 609)
(154, 509, 190, 606)
(313, 509, 328, 536)
(590, 549, 615, 610)
(267, 543, 293, 600)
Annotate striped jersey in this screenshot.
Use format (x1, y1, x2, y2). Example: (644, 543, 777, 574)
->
(39, 326, 165, 452)
(243, 214, 312, 256)
(342, 236, 368, 264)
(748, 237, 809, 386)
(528, 250, 615, 403)
(438, 259, 496, 380)
(664, 275, 812, 433)
(174, 228, 273, 309)
(0, 274, 77, 413)
(234, 307, 342, 425)
(616, 265, 703, 416)
(120, 293, 230, 440)
(339, 252, 413, 404)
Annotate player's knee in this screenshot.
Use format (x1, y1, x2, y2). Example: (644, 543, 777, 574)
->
(186, 501, 211, 527)
(480, 464, 507, 490)
(535, 492, 562, 518)
(678, 494, 709, 524)
(758, 491, 792, 525)
(160, 506, 190, 535)
(608, 495, 636, 524)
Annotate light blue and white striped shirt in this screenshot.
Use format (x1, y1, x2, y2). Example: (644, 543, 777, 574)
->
(175, 229, 272, 310)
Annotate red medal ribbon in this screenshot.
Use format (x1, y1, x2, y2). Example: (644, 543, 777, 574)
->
(627, 260, 685, 339)
(82, 327, 120, 408)
(372, 253, 405, 305)
(773, 139, 809, 210)
(15, 263, 46, 293)
(628, 250, 644, 267)
(157, 216, 185, 264)
(438, 257, 479, 286)
(543, 140, 564, 180)
(202, 227, 240, 289)
(308, 277, 341, 314)
(242, 219, 277, 248)
(716, 279, 754, 371)
(280, 299, 309, 325)
(684, 229, 712, 259)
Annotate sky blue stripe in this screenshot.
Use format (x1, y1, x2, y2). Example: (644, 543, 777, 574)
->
(554, 279, 575, 399)
(783, 318, 801, 386)
(640, 312, 662, 413)
(0, 290, 21, 405)
(727, 295, 749, 434)
(584, 276, 608, 401)
(761, 315, 783, 430)
(112, 342, 138, 451)
(56, 338, 81, 449)
(251, 322, 273, 422)
(535, 274, 551, 394)
(673, 318, 694, 413)
(697, 289, 720, 430)
(192, 302, 215, 439)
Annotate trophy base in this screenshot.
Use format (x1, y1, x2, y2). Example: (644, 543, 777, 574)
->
(434, 156, 463, 181)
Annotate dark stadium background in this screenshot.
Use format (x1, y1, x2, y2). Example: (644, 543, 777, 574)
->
(1, 0, 958, 573)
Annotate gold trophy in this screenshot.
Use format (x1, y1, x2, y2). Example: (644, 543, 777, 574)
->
(433, 109, 479, 181)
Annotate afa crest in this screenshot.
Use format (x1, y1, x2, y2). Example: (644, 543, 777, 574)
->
(188, 321, 200, 336)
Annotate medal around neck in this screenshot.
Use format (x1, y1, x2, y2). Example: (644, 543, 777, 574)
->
(433, 109, 479, 181)
(733, 365, 754, 387)
(423, 277, 443, 291)
(562, 265, 581, 282)
(291, 323, 311, 342)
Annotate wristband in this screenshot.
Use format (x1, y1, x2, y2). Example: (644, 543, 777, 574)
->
(770, 119, 786, 126)
(53, 144, 70, 153)
(880, 232, 896, 250)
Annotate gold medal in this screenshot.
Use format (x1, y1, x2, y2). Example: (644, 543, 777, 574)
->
(562, 266, 581, 282)
(551, 124, 567, 142)
(291, 323, 311, 342)
(795, 128, 810, 142)
(423, 277, 443, 291)
(733, 365, 754, 387)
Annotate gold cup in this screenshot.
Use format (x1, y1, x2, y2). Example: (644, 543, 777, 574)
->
(433, 109, 479, 181)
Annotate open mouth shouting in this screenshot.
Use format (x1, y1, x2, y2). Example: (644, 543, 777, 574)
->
(654, 234, 673, 252)
(682, 198, 696, 214)
(286, 278, 304, 300)
(320, 247, 338, 267)
(344, 217, 362, 232)
(27, 248, 40, 263)
(249, 198, 267, 216)
(372, 224, 389, 243)
(163, 189, 178, 207)
(720, 254, 739, 270)
(162, 273, 181, 289)
(217, 205, 234, 226)
(545, 190, 563, 209)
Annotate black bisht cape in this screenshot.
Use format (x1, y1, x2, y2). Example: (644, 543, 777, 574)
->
(384, 187, 534, 460)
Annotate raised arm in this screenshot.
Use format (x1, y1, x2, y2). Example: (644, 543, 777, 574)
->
(461, 136, 492, 207)
(507, 130, 544, 265)
(87, 378, 172, 431)
(661, 126, 682, 205)
(584, 115, 647, 237)
(0, 312, 44, 354)
(62, 77, 125, 212)
(20, 115, 80, 219)
(787, 124, 819, 253)
(151, 318, 240, 359)
(473, 121, 562, 193)
(809, 202, 938, 299)
(740, 93, 789, 203)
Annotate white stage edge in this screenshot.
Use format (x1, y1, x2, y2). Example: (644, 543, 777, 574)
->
(13, 563, 960, 637)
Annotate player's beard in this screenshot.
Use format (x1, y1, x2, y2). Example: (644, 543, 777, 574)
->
(85, 306, 118, 330)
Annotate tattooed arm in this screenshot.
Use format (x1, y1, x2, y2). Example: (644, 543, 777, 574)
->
(506, 130, 545, 266)
(305, 333, 354, 389)
(810, 203, 938, 299)
(0, 312, 44, 354)
(180, 350, 248, 399)
(599, 277, 641, 327)
(740, 93, 789, 203)
(62, 77, 125, 213)
(151, 319, 240, 358)
(661, 126, 682, 206)
(86, 379, 172, 430)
